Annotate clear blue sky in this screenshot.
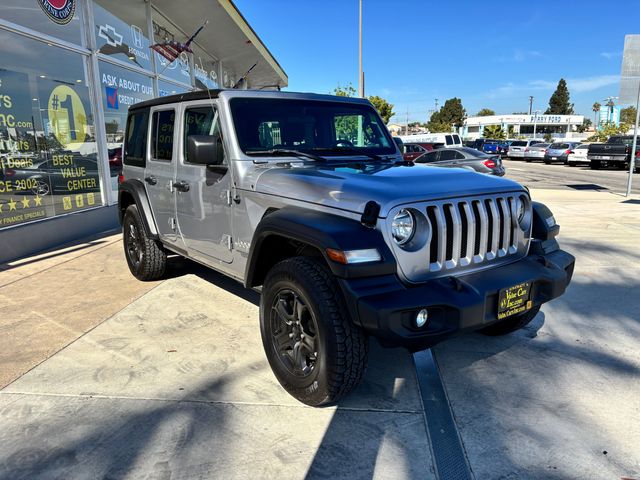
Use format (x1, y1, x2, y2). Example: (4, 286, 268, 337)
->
(234, 0, 639, 123)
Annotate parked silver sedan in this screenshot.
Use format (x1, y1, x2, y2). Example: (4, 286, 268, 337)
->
(413, 147, 505, 176)
(524, 143, 550, 162)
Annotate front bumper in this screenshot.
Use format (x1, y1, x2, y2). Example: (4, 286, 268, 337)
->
(338, 245, 575, 351)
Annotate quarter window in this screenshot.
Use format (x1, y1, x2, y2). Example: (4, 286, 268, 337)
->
(151, 110, 175, 161)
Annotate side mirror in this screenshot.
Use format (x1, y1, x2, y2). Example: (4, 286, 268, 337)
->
(187, 134, 224, 166)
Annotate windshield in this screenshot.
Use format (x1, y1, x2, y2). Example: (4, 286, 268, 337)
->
(230, 98, 395, 157)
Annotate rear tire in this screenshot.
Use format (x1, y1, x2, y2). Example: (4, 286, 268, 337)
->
(544, 160, 551, 165)
(122, 204, 166, 281)
(591, 160, 601, 170)
(260, 256, 368, 406)
(479, 306, 541, 336)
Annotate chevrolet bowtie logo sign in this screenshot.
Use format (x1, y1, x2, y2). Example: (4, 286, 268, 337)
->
(98, 24, 123, 47)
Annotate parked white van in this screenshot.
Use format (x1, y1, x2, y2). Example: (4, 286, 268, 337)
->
(397, 133, 462, 148)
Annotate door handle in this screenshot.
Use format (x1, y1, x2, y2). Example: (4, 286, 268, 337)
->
(172, 180, 190, 192)
(144, 175, 157, 185)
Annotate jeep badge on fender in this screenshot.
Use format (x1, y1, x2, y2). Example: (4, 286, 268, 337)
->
(118, 89, 575, 406)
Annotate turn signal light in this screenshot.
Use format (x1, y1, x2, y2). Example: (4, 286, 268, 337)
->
(326, 248, 381, 264)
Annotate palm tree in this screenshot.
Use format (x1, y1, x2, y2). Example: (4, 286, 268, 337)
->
(483, 125, 506, 139)
(592, 102, 601, 126)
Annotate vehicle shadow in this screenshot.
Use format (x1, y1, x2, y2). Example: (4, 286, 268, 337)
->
(163, 255, 430, 479)
(432, 271, 640, 478)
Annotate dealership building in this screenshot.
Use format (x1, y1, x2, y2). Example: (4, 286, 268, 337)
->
(461, 114, 586, 140)
(0, 0, 287, 262)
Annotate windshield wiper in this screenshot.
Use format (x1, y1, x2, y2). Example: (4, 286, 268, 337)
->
(312, 147, 383, 161)
(246, 149, 326, 162)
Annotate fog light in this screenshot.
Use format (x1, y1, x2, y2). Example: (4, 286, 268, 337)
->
(416, 309, 429, 328)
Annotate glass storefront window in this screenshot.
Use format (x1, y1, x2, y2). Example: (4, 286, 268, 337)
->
(158, 80, 189, 97)
(151, 9, 192, 87)
(0, 30, 101, 230)
(191, 44, 219, 90)
(98, 60, 153, 194)
(2, 1, 84, 46)
(93, 0, 152, 72)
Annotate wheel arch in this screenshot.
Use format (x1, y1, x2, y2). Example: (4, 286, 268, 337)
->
(244, 207, 396, 288)
(118, 179, 159, 239)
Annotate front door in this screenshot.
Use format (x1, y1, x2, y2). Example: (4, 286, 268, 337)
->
(144, 107, 178, 245)
(175, 102, 233, 263)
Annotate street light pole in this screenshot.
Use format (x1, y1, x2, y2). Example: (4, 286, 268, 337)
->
(358, 0, 364, 98)
(528, 96, 534, 115)
(533, 110, 540, 139)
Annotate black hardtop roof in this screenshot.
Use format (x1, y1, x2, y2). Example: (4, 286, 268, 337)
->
(129, 89, 223, 111)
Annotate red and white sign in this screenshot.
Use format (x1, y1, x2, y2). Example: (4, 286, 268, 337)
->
(37, 0, 76, 25)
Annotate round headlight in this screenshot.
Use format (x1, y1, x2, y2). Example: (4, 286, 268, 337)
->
(516, 195, 530, 228)
(391, 209, 415, 245)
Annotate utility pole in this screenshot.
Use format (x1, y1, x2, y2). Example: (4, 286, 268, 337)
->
(528, 96, 534, 115)
(358, 0, 364, 98)
(533, 110, 540, 139)
(406, 107, 409, 135)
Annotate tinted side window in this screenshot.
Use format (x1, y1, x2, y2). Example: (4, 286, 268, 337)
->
(453, 151, 466, 160)
(440, 150, 456, 161)
(124, 109, 149, 167)
(183, 106, 224, 164)
(417, 151, 439, 163)
(445, 135, 453, 145)
(151, 110, 175, 161)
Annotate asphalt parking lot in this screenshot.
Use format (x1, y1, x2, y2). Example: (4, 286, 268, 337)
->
(0, 162, 639, 479)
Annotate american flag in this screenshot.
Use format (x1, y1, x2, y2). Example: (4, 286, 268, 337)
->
(150, 21, 207, 64)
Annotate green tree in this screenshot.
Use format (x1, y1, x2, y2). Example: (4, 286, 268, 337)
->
(368, 95, 395, 124)
(543, 133, 554, 142)
(333, 83, 357, 97)
(483, 125, 506, 139)
(621, 106, 637, 125)
(587, 121, 629, 142)
(576, 118, 592, 133)
(592, 101, 601, 125)
(507, 125, 515, 137)
(477, 108, 495, 116)
(331, 84, 395, 124)
(545, 79, 574, 115)
(427, 97, 466, 132)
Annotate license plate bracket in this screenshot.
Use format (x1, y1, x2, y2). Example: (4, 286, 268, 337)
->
(497, 282, 533, 319)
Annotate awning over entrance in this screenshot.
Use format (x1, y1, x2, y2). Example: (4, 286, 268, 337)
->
(152, 0, 288, 89)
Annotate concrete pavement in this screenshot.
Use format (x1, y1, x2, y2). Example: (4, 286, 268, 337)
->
(0, 186, 639, 479)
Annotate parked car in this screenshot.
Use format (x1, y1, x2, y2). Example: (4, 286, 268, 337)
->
(414, 147, 505, 176)
(523, 143, 550, 162)
(588, 136, 640, 171)
(481, 140, 502, 154)
(508, 139, 541, 159)
(544, 142, 582, 164)
(402, 142, 435, 162)
(498, 140, 514, 157)
(566, 144, 590, 167)
(119, 89, 573, 406)
(398, 132, 462, 148)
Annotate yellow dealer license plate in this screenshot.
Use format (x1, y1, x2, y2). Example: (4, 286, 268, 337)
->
(497, 282, 532, 319)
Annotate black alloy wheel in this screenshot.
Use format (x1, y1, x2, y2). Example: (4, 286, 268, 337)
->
(269, 289, 319, 378)
(122, 204, 166, 281)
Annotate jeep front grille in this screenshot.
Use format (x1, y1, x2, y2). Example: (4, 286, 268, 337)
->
(424, 196, 520, 272)
(386, 193, 530, 283)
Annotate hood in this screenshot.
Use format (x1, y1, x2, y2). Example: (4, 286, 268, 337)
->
(254, 162, 525, 217)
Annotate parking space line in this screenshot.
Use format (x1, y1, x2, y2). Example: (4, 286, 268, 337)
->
(413, 349, 474, 480)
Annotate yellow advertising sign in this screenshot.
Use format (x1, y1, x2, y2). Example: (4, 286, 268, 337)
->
(48, 85, 87, 147)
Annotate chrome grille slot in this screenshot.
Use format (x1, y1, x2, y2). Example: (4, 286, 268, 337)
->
(421, 194, 526, 275)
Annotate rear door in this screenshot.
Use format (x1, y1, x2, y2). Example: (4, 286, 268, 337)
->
(175, 102, 234, 263)
(144, 107, 179, 244)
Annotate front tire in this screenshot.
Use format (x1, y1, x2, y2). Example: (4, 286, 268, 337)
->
(260, 257, 368, 406)
(479, 306, 541, 336)
(122, 204, 166, 281)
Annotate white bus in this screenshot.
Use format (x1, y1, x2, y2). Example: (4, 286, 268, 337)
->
(397, 133, 462, 148)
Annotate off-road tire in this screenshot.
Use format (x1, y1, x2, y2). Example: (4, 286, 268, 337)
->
(260, 256, 368, 406)
(478, 305, 541, 336)
(122, 204, 166, 281)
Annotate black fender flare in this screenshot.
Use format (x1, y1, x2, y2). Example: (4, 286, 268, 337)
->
(118, 179, 159, 239)
(244, 207, 397, 288)
(531, 201, 560, 241)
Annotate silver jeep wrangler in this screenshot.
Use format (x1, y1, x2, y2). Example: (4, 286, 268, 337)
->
(119, 89, 574, 406)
